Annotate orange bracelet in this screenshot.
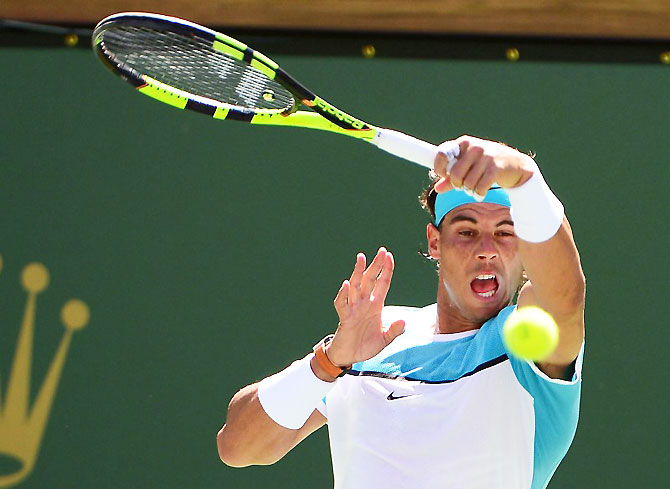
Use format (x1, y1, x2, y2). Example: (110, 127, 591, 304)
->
(313, 335, 350, 379)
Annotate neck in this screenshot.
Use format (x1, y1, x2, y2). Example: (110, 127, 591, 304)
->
(434, 283, 490, 334)
(435, 301, 483, 334)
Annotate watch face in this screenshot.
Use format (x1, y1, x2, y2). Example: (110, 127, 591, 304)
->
(314, 334, 334, 350)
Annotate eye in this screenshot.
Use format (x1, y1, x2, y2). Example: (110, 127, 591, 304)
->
(495, 230, 515, 237)
(458, 229, 475, 237)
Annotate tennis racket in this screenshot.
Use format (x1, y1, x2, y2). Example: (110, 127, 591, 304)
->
(92, 12, 459, 169)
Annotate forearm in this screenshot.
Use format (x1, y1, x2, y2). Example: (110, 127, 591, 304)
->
(217, 383, 317, 467)
(217, 353, 332, 467)
(217, 248, 402, 467)
(507, 167, 585, 366)
(514, 212, 585, 372)
(519, 217, 586, 318)
(504, 161, 585, 317)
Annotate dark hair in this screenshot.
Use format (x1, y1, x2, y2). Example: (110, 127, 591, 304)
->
(418, 172, 441, 262)
(419, 171, 441, 224)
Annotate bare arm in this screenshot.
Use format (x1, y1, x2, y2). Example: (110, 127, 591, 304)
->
(217, 382, 326, 467)
(516, 217, 585, 377)
(217, 248, 406, 466)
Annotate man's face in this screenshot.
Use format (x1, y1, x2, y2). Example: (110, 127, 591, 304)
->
(427, 203, 524, 325)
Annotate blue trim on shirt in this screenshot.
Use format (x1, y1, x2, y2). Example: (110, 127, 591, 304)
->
(352, 311, 509, 383)
(347, 304, 583, 489)
(493, 306, 583, 489)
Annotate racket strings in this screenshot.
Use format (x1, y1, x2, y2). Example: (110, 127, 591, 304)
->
(101, 25, 295, 112)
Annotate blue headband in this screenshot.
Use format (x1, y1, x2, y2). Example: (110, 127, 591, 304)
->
(434, 186, 511, 227)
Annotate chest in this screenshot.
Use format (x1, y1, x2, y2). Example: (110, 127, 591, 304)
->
(326, 360, 534, 457)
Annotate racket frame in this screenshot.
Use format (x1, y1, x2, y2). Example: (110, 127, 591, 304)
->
(93, 12, 455, 169)
(93, 12, 377, 141)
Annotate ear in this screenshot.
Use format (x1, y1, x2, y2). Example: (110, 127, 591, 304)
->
(426, 223, 441, 259)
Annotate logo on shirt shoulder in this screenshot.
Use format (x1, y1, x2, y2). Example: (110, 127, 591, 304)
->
(386, 391, 417, 401)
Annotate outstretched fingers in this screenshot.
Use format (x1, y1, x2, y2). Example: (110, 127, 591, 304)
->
(348, 253, 366, 305)
(333, 279, 350, 316)
(360, 247, 388, 297)
(331, 249, 405, 364)
(340, 248, 395, 312)
(371, 251, 395, 303)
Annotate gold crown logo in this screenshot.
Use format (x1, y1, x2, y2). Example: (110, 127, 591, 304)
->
(0, 255, 89, 488)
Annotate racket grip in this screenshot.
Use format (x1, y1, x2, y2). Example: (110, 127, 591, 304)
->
(373, 128, 459, 170)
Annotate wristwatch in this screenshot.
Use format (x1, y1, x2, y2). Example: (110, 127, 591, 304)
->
(313, 334, 351, 379)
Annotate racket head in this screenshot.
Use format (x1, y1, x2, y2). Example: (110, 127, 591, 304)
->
(93, 12, 376, 139)
(93, 12, 305, 120)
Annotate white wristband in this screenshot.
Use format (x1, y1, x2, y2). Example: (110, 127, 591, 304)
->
(257, 353, 336, 429)
(506, 171, 564, 243)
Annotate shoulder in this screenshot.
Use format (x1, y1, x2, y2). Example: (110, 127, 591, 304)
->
(474, 305, 516, 340)
(488, 305, 516, 329)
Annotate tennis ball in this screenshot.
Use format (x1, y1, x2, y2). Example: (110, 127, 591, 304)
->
(503, 306, 558, 361)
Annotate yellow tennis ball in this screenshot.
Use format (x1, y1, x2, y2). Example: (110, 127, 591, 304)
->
(503, 306, 559, 361)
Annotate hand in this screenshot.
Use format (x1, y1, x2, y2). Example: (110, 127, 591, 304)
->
(326, 247, 405, 368)
(433, 135, 537, 195)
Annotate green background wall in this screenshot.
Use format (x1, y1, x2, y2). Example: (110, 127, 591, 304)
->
(1, 46, 669, 488)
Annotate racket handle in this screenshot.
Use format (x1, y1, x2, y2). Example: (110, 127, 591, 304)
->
(373, 128, 459, 170)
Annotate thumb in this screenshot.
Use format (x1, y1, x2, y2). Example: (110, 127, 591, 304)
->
(383, 319, 406, 345)
(435, 140, 461, 178)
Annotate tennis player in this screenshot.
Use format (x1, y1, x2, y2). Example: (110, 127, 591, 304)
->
(217, 135, 585, 489)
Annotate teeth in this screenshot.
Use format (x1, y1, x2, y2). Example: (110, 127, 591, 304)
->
(478, 290, 496, 298)
(476, 274, 496, 280)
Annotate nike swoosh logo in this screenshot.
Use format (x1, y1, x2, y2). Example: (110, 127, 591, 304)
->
(387, 391, 417, 401)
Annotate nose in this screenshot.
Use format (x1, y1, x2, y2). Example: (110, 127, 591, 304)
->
(476, 235, 497, 261)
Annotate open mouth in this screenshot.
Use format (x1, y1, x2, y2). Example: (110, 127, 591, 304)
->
(470, 273, 499, 299)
